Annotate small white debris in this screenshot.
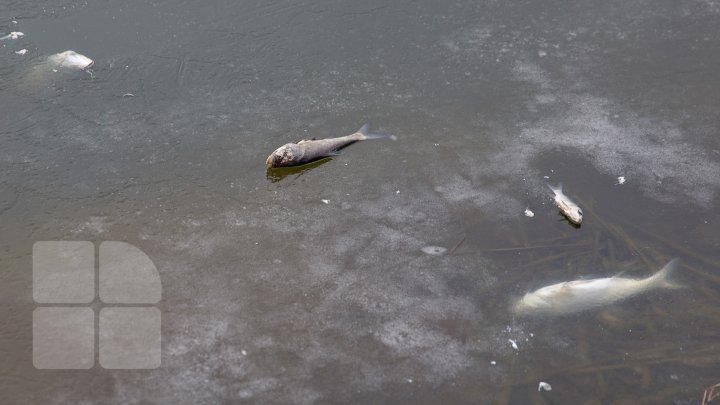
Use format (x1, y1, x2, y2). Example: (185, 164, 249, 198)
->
(421, 246, 447, 255)
(434, 143, 439, 146)
(122, 93, 135, 97)
(389, 135, 398, 141)
(395, 190, 400, 194)
(321, 199, 329, 204)
(538, 382, 552, 392)
(52, 69, 58, 73)
(538, 50, 547, 57)
(12, 20, 18, 24)
(490, 361, 496, 365)
(524, 208, 534, 218)
(509, 339, 519, 351)
(241, 350, 247, 356)
(670, 374, 678, 380)
(543, 175, 549, 179)
(15, 49, 27, 55)
(617, 176, 626, 185)
(407, 378, 413, 383)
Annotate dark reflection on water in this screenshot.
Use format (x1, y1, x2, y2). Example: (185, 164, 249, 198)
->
(265, 157, 332, 182)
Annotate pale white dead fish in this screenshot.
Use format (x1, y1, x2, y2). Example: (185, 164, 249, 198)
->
(513, 258, 682, 316)
(266, 124, 385, 168)
(547, 183, 582, 224)
(21, 50, 94, 89)
(421, 246, 447, 255)
(0, 32, 24, 40)
(47, 50, 94, 70)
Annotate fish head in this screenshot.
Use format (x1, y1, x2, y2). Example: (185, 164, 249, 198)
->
(265, 143, 303, 167)
(566, 207, 582, 224)
(50, 51, 94, 70)
(513, 293, 551, 315)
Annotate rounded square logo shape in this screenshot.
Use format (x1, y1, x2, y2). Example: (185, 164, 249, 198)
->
(33, 241, 94, 303)
(99, 241, 161, 304)
(99, 307, 161, 369)
(33, 307, 94, 369)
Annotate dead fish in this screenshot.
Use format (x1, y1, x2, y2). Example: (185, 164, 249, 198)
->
(547, 183, 582, 224)
(265, 124, 385, 168)
(48, 50, 94, 70)
(0, 32, 24, 40)
(21, 50, 94, 90)
(513, 258, 682, 316)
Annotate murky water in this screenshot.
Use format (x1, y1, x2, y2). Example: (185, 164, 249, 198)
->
(2, 0, 720, 403)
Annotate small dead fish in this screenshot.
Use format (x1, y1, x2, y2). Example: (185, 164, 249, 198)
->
(0, 32, 24, 40)
(265, 124, 385, 168)
(48, 50, 94, 70)
(421, 246, 447, 255)
(513, 258, 682, 316)
(547, 183, 582, 224)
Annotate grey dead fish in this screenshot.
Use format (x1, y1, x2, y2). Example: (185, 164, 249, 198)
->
(547, 183, 582, 224)
(265, 123, 385, 168)
(513, 258, 682, 316)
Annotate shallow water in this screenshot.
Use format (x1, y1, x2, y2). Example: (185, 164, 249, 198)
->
(1, 0, 720, 403)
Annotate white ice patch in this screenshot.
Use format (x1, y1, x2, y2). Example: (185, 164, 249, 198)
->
(486, 61, 720, 208)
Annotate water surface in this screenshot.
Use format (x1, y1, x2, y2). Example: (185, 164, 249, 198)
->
(1, 0, 719, 403)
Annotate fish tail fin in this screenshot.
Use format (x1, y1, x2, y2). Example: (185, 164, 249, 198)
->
(650, 258, 683, 289)
(356, 123, 386, 140)
(546, 182, 563, 195)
